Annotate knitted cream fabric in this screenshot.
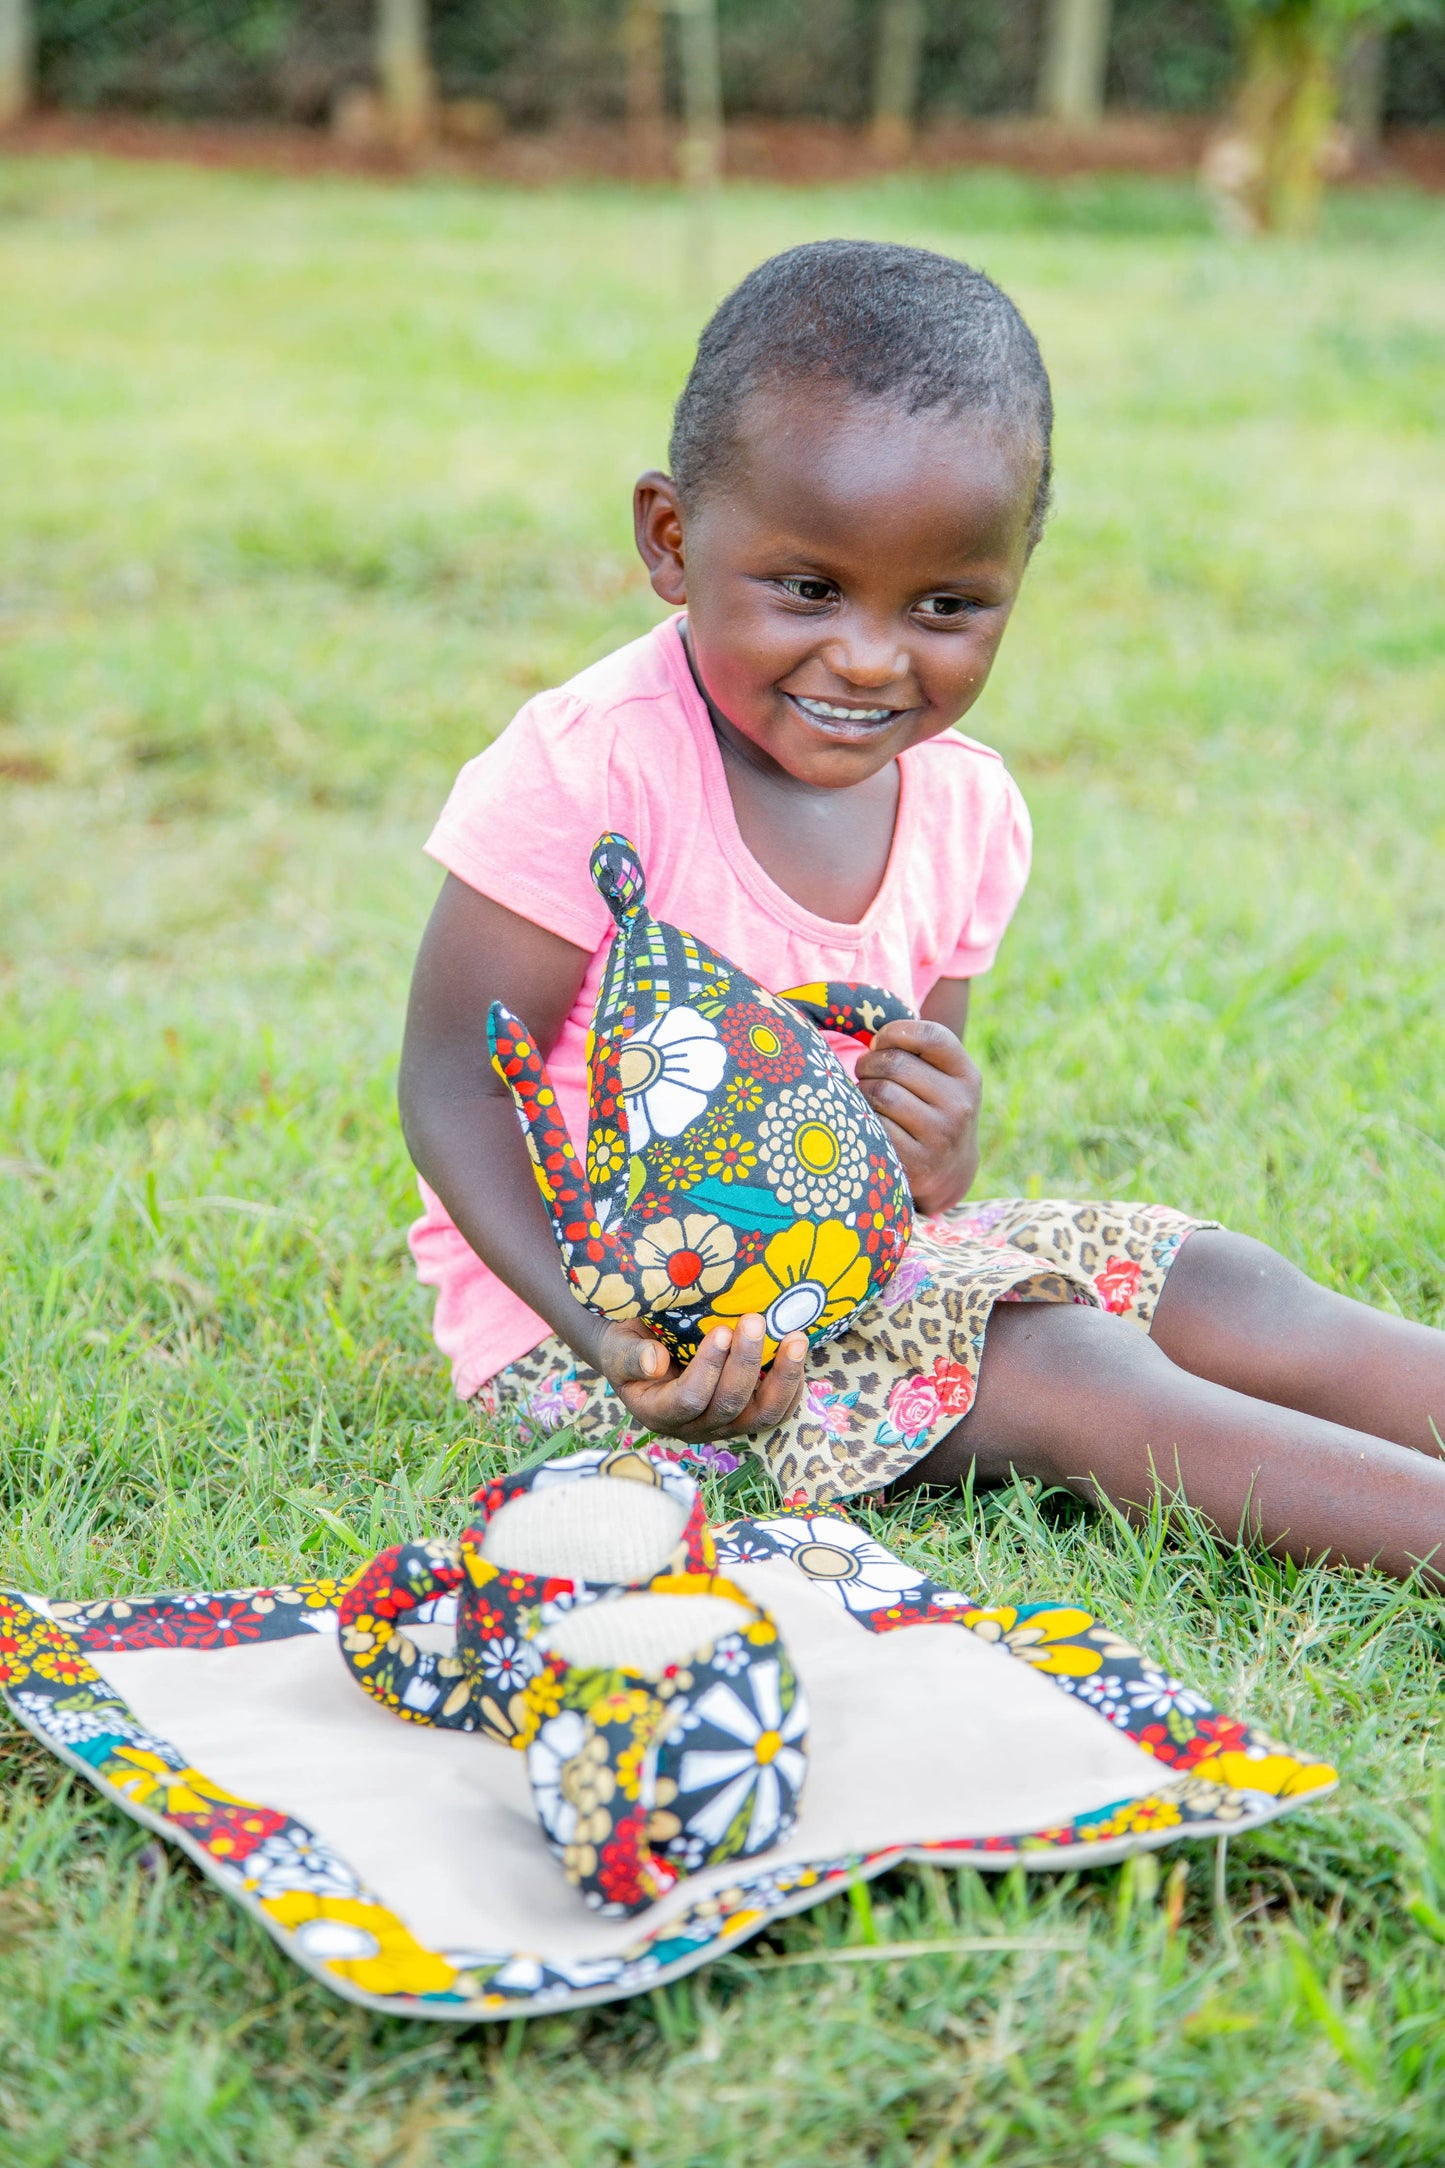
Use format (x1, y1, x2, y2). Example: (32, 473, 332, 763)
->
(481, 1478, 686, 1584)
(541, 1593, 745, 1673)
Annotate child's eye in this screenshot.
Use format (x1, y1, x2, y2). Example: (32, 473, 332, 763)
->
(914, 595, 975, 621)
(777, 577, 837, 606)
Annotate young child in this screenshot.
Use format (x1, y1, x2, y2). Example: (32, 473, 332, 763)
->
(401, 240, 1445, 1584)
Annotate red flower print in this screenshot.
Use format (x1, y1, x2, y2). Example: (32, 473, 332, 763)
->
(174, 1802, 289, 1860)
(928, 1356, 975, 1417)
(598, 1810, 676, 1908)
(885, 1371, 942, 1440)
(1093, 1256, 1143, 1315)
(719, 1002, 806, 1085)
(175, 1600, 269, 1650)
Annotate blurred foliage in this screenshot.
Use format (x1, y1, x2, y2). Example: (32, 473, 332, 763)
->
(28, 0, 1445, 127)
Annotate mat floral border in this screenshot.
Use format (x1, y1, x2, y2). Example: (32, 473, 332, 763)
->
(0, 1508, 1336, 2018)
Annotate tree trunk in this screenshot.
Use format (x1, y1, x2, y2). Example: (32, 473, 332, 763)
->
(870, 0, 927, 162)
(375, 0, 434, 150)
(1338, 25, 1386, 159)
(625, 0, 666, 181)
(0, 0, 33, 129)
(675, 0, 722, 193)
(1038, 0, 1111, 128)
(674, 0, 722, 294)
(1233, 4, 1343, 234)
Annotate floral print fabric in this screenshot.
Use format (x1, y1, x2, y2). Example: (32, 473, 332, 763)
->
(486, 832, 915, 1366)
(0, 1499, 1335, 2020)
(482, 1196, 1218, 1500)
(527, 1584, 808, 1915)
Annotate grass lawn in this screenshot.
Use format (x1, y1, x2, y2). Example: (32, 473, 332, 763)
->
(1, 150, 1444, 2164)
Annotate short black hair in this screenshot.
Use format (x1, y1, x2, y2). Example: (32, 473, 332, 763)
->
(670, 239, 1053, 549)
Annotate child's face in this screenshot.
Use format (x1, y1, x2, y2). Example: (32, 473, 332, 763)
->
(635, 385, 1038, 789)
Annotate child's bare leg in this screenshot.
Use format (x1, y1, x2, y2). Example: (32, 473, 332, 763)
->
(906, 1302, 1445, 1585)
(1149, 1230, 1445, 1458)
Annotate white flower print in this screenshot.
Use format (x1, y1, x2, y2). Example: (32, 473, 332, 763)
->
(476, 1634, 542, 1692)
(709, 1635, 750, 1676)
(756, 1516, 929, 1613)
(13, 1692, 148, 1751)
(526, 1709, 589, 1845)
(632, 1213, 737, 1312)
(616, 1008, 726, 1149)
(675, 1663, 809, 1853)
(1125, 1669, 1211, 1720)
(756, 1079, 870, 1216)
(243, 1826, 362, 1900)
(569, 1262, 641, 1321)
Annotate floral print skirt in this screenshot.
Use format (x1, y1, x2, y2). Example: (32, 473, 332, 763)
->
(478, 1198, 1218, 1504)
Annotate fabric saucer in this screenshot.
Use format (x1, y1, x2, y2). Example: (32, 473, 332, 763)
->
(0, 1502, 1336, 2020)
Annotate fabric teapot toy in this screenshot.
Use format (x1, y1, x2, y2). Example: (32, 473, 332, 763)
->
(487, 833, 915, 1364)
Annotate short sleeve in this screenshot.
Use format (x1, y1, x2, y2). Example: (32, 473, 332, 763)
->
(942, 766, 1032, 978)
(423, 693, 637, 953)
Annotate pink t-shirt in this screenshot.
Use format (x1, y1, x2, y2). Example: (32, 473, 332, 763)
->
(411, 616, 1032, 1397)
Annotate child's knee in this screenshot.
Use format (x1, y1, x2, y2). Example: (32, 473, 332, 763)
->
(1153, 1229, 1318, 1357)
(942, 1300, 1162, 1483)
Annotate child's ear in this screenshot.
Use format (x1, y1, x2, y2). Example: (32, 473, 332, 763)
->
(633, 471, 687, 606)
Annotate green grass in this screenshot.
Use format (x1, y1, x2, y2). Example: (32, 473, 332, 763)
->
(2, 151, 1444, 2164)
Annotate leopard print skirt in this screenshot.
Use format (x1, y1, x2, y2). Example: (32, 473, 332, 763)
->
(476, 1198, 1218, 1503)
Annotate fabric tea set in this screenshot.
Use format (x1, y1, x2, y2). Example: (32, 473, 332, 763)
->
(340, 832, 914, 1914)
(339, 1445, 809, 1915)
(0, 834, 1340, 2015)
(340, 828, 922, 1916)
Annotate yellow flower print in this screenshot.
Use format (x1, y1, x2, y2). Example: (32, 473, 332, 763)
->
(1187, 1750, 1336, 1799)
(632, 1213, 737, 1311)
(587, 1125, 628, 1190)
(963, 1606, 1102, 1678)
(519, 1667, 563, 1731)
(702, 1130, 757, 1184)
(105, 1748, 259, 1820)
(703, 1220, 872, 1358)
(261, 1890, 457, 1997)
(570, 1263, 641, 1321)
(1082, 1794, 1183, 1841)
(725, 1074, 765, 1114)
(650, 1143, 706, 1190)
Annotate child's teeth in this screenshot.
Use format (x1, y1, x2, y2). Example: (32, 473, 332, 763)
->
(797, 699, 893, 722)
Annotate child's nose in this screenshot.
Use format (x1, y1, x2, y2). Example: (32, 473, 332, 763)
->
(819, 630, 912, 690)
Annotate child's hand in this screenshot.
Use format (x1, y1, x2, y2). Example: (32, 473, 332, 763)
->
(855, 1017, 982, 1216)
(597, 1316, 809, 1443)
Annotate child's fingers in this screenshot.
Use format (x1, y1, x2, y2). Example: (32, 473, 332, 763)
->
(698, 1314, 769, 1425)
(604, 1321, 673, 1385)
(653, 1322, 749, 1424)
(867, 1018, 973, 1077)
(749, 1332, 809, 1426)
(857, 1072, 937, 1144)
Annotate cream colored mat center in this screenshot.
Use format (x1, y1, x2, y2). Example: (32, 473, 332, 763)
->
(89, 1559, 1165, 1963)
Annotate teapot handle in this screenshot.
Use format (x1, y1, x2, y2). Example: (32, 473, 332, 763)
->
(779, 980, 914, 1047)
(336, 1541, 489, 1732)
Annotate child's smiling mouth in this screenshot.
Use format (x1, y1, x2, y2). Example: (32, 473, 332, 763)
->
(786, 694, 906, 734)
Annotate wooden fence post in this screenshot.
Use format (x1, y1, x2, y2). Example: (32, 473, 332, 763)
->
(1038, 0, 1111, 128)
(0, 0, 33, 129)
(376, 0, 435, 148)
(870, 0, 927, 162)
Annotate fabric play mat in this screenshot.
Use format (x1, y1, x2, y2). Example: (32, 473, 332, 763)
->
(0, 1500, 1337, 2020)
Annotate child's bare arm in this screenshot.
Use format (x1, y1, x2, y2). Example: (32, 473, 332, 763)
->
(855, 977, 982, 1214)
(399, 875, 807, 1439)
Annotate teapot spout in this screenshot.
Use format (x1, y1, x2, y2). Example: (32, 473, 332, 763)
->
(487, 1002, 637, 1309)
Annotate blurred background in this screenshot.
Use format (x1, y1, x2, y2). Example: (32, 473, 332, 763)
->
(1, 1, 1444, 228)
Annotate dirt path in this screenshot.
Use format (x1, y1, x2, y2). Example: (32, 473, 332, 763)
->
(3, 108, 1442, 192)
